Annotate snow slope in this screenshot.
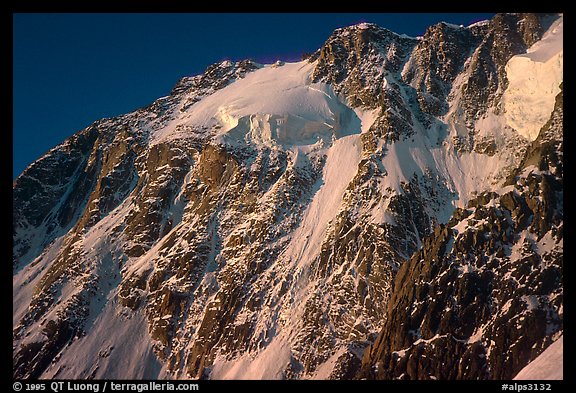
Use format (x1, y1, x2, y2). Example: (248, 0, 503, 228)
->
(503, 15, 563, 141)
(290, 134, 362, 272)
(210, 335, 292, 379)
(514, 336, 563, 380)
(42, 305, 162, 379)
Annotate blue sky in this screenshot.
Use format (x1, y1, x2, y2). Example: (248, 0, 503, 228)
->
(13, 13, 494, 178)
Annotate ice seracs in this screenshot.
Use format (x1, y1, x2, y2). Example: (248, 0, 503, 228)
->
(159, 61, 361, 148)
(503, 15, 563, 141)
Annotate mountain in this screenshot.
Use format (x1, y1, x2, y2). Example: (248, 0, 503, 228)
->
(13, 13, 563, 380)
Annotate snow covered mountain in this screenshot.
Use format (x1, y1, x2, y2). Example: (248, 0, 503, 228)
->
(13, 13, 563, 380)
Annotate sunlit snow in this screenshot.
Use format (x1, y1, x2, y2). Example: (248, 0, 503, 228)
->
(514, 336, 563, 380)
(503, 16, 563, 141)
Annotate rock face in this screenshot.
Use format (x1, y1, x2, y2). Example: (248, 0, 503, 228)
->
(358, 88, 563, 380)
(13, 13, 562, 380)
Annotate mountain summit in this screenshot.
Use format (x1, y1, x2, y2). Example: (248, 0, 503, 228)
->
(13, 13, 563, 380)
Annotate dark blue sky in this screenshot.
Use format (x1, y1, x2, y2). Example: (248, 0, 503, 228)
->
(13, 13, 494, 178)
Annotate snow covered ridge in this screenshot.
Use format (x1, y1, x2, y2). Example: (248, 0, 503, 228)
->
(13, 13, 562, 380)
(468, 20, 490, 29)
(333, 22, 419, 40)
